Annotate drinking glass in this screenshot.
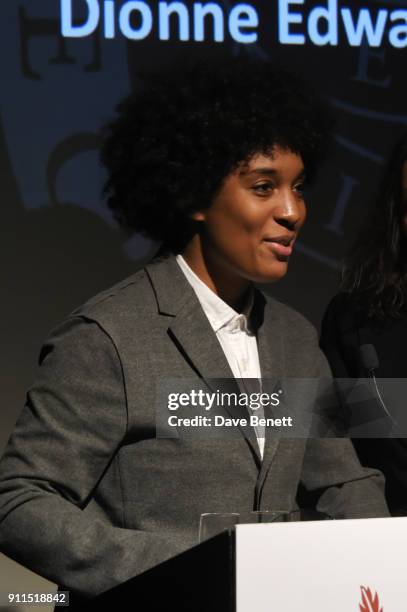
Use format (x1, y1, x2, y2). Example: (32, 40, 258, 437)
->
(199, 512, 240, 543)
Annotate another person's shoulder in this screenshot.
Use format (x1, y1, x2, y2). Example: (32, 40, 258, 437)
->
(322, 291, 360, 333)
(324, 291, 355, 316)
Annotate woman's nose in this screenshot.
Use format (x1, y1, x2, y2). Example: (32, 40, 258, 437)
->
(272, 189, 305, 231)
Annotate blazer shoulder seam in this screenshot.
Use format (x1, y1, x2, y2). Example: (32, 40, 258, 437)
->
(66, 314, 130, 439)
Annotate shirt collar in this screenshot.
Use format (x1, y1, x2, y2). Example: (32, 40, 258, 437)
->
(175, 254, 254, 333)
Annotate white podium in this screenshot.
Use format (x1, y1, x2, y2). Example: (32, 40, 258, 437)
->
(90, 517, 405, 611)
(236, 517, 406, 611)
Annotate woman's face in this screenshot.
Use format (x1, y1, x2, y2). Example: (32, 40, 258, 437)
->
(195, 146, 306, 284)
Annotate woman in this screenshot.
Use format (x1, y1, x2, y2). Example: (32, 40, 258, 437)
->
(0, 58, 389, 603)
(320, 132, 407, 515)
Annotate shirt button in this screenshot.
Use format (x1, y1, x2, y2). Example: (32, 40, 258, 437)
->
(231, 320, 239, 332)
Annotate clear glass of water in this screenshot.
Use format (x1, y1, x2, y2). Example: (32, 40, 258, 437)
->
(198, 512, 240, 543)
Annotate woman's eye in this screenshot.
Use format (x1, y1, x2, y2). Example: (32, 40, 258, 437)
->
(252, 182, 274, 195)
(293, 182, 305, 196)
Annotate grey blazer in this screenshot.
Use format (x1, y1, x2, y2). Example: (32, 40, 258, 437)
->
(0, 255, 389, 599)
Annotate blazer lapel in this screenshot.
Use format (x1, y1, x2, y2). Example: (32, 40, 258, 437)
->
(252, 290, 285, 498)
(145, 255, 261, 460)
(169, 297, 234, 381)
(170, 300, 263, 461)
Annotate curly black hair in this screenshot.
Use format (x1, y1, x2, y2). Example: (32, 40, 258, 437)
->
(101, 56, 330, 254)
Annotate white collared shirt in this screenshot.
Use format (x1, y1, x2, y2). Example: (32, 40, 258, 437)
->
(176, 254, 265, 458)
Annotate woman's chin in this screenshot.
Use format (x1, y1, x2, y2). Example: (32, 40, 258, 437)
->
(251, 261, 289, 284)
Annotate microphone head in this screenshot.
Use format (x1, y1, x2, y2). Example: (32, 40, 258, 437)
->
(359, 344, 379, 372)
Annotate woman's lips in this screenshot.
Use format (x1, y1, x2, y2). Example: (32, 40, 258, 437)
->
(263, 239, 294, 258)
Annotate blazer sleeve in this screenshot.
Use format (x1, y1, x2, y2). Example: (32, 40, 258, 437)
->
(301, 437, 390, 518)
(300, 325, 390, 519)
(0, 316, 184, 599)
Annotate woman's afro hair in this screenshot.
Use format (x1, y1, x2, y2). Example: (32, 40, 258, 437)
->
(100, 55, 331, 253)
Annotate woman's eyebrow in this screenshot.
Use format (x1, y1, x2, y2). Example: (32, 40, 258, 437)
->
(240, 168, 306, 179)
(240, 167, 278, 176)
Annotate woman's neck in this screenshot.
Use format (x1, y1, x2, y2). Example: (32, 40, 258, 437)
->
(181, 241, 252, 312)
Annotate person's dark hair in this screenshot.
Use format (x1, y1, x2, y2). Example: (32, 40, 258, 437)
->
(341, 132, 407, 320)
(101, 55, 330, 254)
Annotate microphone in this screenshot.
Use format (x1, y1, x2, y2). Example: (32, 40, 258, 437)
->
(359, 343, 379, 375)
(359, 344, 396, 425)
